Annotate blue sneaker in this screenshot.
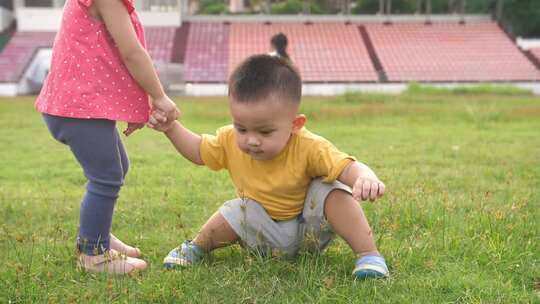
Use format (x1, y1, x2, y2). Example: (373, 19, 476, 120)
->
(163, 240, 205, 269)
(352, 255, 389, 280)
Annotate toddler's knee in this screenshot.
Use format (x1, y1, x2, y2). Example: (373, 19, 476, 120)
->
(325, 188, 352, 203)
(323, 188, 354, 216)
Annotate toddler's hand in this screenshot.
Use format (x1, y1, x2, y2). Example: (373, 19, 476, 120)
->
(147, 110, 175, 132)
(352, 177, 385, 202)
(123, 122, 145, 136)
(152, 95, 180, 124)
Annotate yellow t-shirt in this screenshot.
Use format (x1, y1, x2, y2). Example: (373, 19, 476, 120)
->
(200, 125, 355, 220)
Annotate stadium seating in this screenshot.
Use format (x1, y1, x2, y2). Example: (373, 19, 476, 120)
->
(144, 26, 177, 63)
(529, 48, 540, 68)
(182, 22, 229, 82)
(2, 21, 539, 86)
(228, 22, 378, 82)
(365, 22, 540, 82)
(0, 32, 55, 83)
(171, 22, 190, 63)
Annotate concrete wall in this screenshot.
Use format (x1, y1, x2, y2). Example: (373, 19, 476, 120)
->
(0, 83, 18, 96)
(0, 7, 14, 32)
(183, 82, 540, 97)
(517, 37, 540, 50)
(183, 83, 408, 96)
(16, 8, 62, 31)
(1, 0, 15, 10)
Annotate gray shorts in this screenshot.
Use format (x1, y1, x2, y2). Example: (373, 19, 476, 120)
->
(219, 178, 351, 257)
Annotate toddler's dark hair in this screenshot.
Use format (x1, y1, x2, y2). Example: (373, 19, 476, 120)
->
(229, 54, 301, 104)
(271, 33, 289, 60)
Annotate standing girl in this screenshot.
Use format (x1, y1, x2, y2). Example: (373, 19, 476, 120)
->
(35, 0, 178, 274)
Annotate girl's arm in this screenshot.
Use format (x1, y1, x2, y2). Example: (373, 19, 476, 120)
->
(92, 0, 178, 119)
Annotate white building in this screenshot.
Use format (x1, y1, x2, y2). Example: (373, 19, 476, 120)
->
(1, 0, 184, 32)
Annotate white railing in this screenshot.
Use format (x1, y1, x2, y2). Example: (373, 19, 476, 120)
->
(139, 0, 181, 12)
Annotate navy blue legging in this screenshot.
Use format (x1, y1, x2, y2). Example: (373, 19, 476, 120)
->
(43, 114, 128, 255)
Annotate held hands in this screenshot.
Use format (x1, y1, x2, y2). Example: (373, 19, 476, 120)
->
(152, 95, 180, 123)
(352, 176, 386, 202)
(149, 95, 180, 132)
(147, 109, 176, 132)
(123, 95, 180, 136)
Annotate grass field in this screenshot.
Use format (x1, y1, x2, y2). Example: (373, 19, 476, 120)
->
(1, 89, 539, 303)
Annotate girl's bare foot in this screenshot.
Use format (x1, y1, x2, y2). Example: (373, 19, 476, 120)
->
(110, 233, 142, 258)
(78, 249, 147, 274)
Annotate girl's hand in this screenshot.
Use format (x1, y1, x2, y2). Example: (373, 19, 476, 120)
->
(152, 95, 180, 124)
(352, 177, 385, 202)
(123, 122, 145, 137)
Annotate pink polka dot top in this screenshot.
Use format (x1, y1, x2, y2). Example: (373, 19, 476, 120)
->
(36, 0, 150, 123)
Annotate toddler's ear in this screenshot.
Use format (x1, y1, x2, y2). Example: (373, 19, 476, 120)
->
(292, 114, 306, 133)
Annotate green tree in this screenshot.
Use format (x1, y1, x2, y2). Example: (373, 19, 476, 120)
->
(353, 0, 418, 14)
(352, 0, 540, 36)
(502, 0, 540, 37)
(271, 0, 324, 14)
(199, 0, 228, 14)
(352, 0, 379, 14)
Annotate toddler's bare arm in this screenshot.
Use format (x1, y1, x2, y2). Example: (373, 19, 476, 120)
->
(148, 112, 204, 165)
(164, 121, 204, 165)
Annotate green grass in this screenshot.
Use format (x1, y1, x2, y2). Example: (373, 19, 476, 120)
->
(1, 92, 539, 303)
(406, 82, 534, 96)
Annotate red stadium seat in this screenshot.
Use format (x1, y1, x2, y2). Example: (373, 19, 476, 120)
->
(0, 32, 55, 82)
(228, 22, 378, 82)
(529, 48, 540, 68)
(3, 22, 538, 85)
(183, 22, 229, 83)
(145, 27, 176, 63)
(365, 22, 540, 82)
